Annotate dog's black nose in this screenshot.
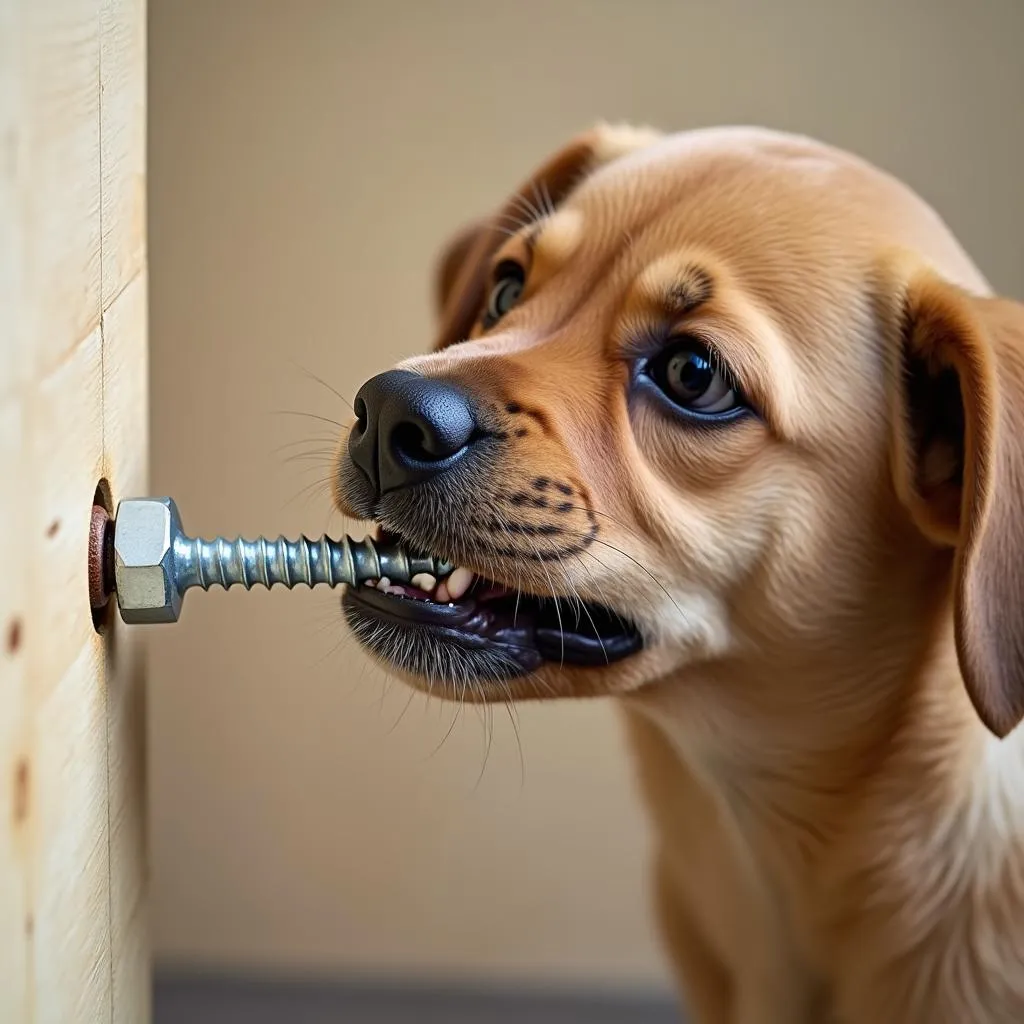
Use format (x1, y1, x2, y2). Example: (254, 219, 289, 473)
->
(349, 370, 478, 493)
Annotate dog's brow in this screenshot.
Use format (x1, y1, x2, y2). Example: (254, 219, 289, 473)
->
(614, 256, 717, 349)
(665, 265, 714, 315)
(529, 209, 584, 275)
(638, 258, 715, 317)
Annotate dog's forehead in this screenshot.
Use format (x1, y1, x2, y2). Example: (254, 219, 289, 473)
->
(569, 134, 873, 279)
(565, 127, 987, 303)
(575, 129, 893, 233)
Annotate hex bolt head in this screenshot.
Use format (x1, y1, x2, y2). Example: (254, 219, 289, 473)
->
(113, 497, 183, 623)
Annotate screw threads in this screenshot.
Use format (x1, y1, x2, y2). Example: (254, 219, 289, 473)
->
(172, 532, 453, 596)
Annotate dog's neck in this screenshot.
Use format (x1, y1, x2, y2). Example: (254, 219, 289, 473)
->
(624, 546, 1024, 947)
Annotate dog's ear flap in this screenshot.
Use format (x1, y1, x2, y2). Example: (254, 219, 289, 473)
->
(890, 263, 1024, 737)
(432, 123, 661, 349)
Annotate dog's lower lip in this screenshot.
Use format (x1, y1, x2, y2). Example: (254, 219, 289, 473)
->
(344, 584, 547, 673)
(350, 585, 481, 628)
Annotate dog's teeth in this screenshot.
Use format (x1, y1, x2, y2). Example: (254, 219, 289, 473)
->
(376, 576, 391, 592)
(411, 573, 437, 593)
(435, 580, 451, 603)
(384, 585, 406, 596)
(445, 567, 475, 601)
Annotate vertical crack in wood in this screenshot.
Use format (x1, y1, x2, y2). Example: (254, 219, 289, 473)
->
(96, 5, 115, 1021)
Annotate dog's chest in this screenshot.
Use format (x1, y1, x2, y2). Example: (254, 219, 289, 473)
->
(626, 696, 1024, 1022)
(625, 708, 825, 1019)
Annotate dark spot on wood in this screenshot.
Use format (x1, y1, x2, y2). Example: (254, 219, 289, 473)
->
(24, 914, 33, 939)
(6, 618, 21, 654)
(46, 519, 60, 538)
(533, 477, 550, 491)
(506, 402, 522, 414)
(556, 483, 573, 496)
(13, 759, 29, 824)
(556, 501, 573, 513)
(515, 428, 528, 438)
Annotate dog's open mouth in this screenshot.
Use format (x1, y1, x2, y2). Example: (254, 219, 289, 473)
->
(342, 531, 643, 680)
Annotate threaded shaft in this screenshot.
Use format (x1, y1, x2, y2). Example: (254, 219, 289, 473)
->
(172, 532, 454, 596)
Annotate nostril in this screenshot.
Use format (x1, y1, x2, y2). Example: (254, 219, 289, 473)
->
(392, 421, 438, 463)
(354, 396, 368, 430)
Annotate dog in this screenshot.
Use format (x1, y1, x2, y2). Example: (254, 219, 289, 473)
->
(334, 124, 1024, 1023)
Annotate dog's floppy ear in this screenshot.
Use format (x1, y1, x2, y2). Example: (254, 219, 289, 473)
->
(432, 123, 661, 349)
(889, 262, 1024, 737)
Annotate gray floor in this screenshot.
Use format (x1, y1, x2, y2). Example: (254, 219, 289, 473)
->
(154, 974, 683, 1024)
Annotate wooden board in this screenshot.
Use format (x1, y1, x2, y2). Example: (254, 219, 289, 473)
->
(0, 1, 149, 1021)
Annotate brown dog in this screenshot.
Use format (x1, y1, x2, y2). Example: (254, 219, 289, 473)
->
(334, 124, 1024, 1023)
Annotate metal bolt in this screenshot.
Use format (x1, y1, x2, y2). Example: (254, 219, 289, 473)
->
(94, 496, 453, 625)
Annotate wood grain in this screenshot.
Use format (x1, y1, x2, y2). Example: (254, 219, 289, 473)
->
(0, 1, 149, 1020)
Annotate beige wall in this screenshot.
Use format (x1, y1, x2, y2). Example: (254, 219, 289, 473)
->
(148, 0, 1024, 988)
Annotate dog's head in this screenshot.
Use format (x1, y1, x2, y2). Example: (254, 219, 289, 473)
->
(335, 125, 1024, 739)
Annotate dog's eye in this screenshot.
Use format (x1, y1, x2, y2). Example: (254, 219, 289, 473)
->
(647, 338, 743, 417)
(482, 261, 525, 328)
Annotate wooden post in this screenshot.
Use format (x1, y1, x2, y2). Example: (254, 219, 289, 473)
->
(0, 1, 149, 1021)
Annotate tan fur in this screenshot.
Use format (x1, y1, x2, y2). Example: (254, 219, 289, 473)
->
(336, 124, 1024, 1022)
